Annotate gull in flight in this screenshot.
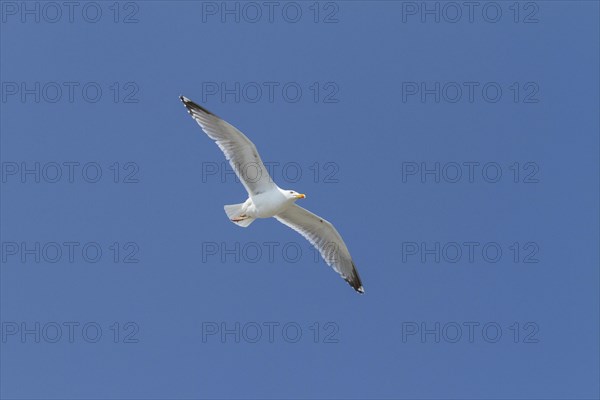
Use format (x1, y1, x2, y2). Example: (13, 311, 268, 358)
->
(180, 96, 364, 294)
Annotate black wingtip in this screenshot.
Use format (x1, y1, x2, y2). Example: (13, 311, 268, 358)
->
(179, 95, 216, 116)
(349, 281, 365, 294)
(348, 261, 364, 294)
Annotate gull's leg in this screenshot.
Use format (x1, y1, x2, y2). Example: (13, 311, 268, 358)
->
(224, 199, 255, 227)
(231, 214, 248, 222)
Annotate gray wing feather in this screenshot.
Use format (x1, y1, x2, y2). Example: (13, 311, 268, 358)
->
(180, 96, 276, 196)
(275, 204, 364, 293)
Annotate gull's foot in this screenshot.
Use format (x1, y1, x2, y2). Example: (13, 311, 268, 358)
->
(231, 215, 248, 222)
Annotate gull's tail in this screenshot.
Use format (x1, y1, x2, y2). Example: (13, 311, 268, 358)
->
(224, 203, 255, 228)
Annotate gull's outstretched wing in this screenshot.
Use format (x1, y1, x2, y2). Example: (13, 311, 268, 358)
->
(275, 204, 364, 294)
(180, 96, 276, 196)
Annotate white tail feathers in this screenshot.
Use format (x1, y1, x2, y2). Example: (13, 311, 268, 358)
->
(224, 203, 255, 228)
(224, 203, 244, 218)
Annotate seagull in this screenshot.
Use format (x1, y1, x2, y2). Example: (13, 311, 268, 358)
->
(180, 96, 364, 294)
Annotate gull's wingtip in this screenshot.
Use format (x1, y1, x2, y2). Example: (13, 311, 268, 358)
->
(180, 95, 195, 107)
(179, 95, 216, 116)
(346, 277, 364, 294)
(348, 261, 364, 294)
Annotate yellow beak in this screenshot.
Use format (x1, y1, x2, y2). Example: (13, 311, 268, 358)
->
(295, 194, 306, 199)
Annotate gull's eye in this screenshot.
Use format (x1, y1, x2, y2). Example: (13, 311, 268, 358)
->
(289, 191, 293, 194)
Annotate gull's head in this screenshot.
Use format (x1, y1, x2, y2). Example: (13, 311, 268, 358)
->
(283, 189, 306, 201)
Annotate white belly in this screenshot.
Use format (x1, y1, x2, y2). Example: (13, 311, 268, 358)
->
(248, 190, 289, 218)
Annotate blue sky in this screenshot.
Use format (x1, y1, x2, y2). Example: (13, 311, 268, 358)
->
(1, 1, 599, 399)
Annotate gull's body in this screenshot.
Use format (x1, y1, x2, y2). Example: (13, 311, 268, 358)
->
(234, 189, 289, 219)
(180, 96, 364, 293)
